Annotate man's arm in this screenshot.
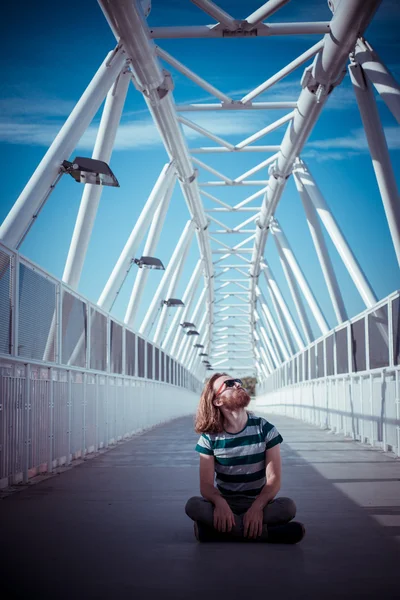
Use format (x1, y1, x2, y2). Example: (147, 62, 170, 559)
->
(199, 454, 224, 505)
(199, 453, 236, 532)
(251, 444, 282, 510)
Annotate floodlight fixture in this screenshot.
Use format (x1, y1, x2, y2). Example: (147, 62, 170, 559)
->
(62, 157, 119, 187)
(199, 353, 208, 356)
(186, 330, 199, 336)
(133, 256, 165, 270)
(194, 344, 204, 348)
(181, 322, 196, 328)
(163, 298, 185, 307)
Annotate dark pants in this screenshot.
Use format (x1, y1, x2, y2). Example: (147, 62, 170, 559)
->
(185, 495, 296, 535)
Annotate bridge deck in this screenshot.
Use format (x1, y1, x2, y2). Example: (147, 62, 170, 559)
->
(1, 413, 400, 599)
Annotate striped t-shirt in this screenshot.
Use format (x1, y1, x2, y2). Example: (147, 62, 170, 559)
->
(195, 412, 283, 498)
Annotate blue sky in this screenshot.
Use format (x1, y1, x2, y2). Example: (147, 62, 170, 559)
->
(0, 0, 399, 348)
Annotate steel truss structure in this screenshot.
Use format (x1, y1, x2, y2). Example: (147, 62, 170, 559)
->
(1, 0, 399, 382)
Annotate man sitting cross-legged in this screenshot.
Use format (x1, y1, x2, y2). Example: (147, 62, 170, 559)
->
(185, 373, 305, 543)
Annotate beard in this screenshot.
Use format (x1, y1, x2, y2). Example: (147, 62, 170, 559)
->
(222, 388, 251, 411)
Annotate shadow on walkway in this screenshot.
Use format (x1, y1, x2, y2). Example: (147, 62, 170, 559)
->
(1, 414, 399, 599)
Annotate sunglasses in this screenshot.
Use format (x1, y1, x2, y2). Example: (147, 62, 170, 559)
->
(215, 378, 243, 397)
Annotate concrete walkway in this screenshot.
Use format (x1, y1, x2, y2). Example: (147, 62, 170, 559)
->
(1, 413, 399, 599)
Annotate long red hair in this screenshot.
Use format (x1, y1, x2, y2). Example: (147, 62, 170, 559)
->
(194, 372, 229, 434)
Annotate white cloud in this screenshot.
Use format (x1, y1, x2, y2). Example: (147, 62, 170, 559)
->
(0, 107, 275, 149)
(0, 97, 76, 118)
(307, 127, 400, 151)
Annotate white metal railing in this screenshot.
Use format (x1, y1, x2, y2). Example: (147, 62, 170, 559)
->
(0, 242, 202, 488)
(256, 290, 400, 456)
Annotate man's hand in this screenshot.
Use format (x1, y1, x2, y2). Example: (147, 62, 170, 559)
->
(243, 503, 264, 539)
(213, 498, 236, 533)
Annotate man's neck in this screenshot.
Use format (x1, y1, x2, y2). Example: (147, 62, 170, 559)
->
(222, 409, 248, 434)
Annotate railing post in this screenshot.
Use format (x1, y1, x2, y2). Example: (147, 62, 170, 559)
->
(11, 253, 20, 358)
(23, 363, 30, 484)
(48, 368, 54, 473)
(95, 373, 99, 453)
(67, 370, 72, 465)
(82, 372, 87, 457)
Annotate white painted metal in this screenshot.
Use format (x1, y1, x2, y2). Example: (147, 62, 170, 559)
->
(244, 0, 290, 28)
(178, 116, 234, 150)
(140, 220, 195, 337)
(98, 162, 176, 312)
(153, 225, 195, 345)
(191, 0, 237, 30)
(272, 230, 313, 344)
(156, 46, 233, 104)
(271, 219, 329, 335)
(63, 68, 131, 289)
(257, 287, 290, 361)
(125, 171, 176, 328)
(355, 38, 400, 125)
(191, 146, 280, 154)
(349, 59, 400, 268)
(163, 261, 202, 354)
(258, 310, 283, 367)
(0, 45, 127, 249)
(176, 102, 297, 111)
(241, 40, 324, 104)
(293, 164, 347, 324)
(294, 161, 378, 307)
(236, 113, 294, 149)
(248, 0, 381, 345)
(99, 0, 214, 336)
(149, 23, 330, 39)
(262, 262, 303, 351)
(176, 288, 207, 363)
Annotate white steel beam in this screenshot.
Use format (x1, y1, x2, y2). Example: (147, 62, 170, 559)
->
(178, 116, 235, 150)
(176, 102, 297, 111)
(244, 0, 291, 29)
(200, 181, 268, 186)
(241, 40, 324, 104)
(149, 23, 330, 39)
(177, 288, 207, 362)
(355, 38, 400, 125)
(257, 308, 283, 366)
(156, 46, 233, 104)
(262, 262, 303, 351)
(257, 287, 290, 361)
(234, 154, 279, 183)
(234, 187, 268, 209)
(191, 146, 280, 154)
(272, 230, 313, 344)
(248, 0, 381, 343)
(140, 220, 195, 337)
(293, 164, 347, 324)
(125, 169, 176, 327)
(97, 162, 176, 312)
(165, 260, 202, 355)
(63, 68, 130, 289)
(191, 0, 237, 30)
(192, 157, 233, 183)
(153, 224, 195, 344)
(294, 161, 378, 307)
(0, 45, 127, 249)
(99, 0, 214, 337)
(349, 59, 400, 268)
(271, 219, 329, 335)
(236, 113, 294, 149)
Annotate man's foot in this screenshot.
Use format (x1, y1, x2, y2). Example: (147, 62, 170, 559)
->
(266, 521, 305, 544)
(193, 521, 232, 542)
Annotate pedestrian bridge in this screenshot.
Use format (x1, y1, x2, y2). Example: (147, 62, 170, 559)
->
(0, 0, 399, 596)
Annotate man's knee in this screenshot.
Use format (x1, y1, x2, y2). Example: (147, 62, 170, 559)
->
(279, 497, 297, 521)
(185, 496, 203, 519)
